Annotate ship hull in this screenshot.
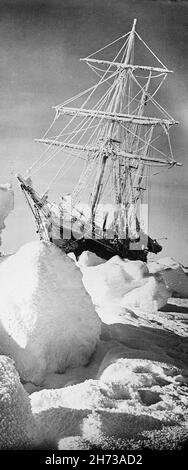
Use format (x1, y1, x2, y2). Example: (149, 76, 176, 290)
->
(48, 220, 162, 262)
(16, 175, 162, 263)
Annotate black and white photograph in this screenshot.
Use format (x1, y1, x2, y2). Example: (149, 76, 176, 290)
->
(0, 0, 188, 463)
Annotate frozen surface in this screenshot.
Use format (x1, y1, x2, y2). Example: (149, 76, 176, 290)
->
(0, 355, 38, 449)
(0, 242, 101, 384)
(79, 253, 171, 318)
(0, 246, 188, 450)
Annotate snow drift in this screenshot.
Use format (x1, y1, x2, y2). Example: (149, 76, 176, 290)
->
(0, 355, 37, 449)
(0, 241, 101, 384)
(0, 243, 188, 450)
(78, 252, 171, 317)
(31, 356, 188, 448)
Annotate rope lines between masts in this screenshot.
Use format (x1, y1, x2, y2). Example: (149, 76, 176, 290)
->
(28, 69, 120, 175)
(29, 33, 131, 181)
(34, 74, 122, 190)
(119, 120, 173, 162)
(130, 71, 174, 121)
(31, 75, 118, 177)
(25, 19, 177, 221)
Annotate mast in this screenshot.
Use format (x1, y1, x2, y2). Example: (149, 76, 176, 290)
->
(90, 19, 137, 238)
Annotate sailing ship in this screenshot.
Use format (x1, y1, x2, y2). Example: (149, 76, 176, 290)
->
(17, 19, 182, 262)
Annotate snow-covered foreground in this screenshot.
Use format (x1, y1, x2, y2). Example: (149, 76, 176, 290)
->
(0, 241, 188, 450)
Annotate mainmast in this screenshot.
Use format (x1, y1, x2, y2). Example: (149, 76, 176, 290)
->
(90, 19, 137, 238)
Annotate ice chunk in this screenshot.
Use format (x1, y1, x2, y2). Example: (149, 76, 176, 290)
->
(0, 241, 101, 384)
(0, 355, 37, 449)
(80, 254, 170, 313)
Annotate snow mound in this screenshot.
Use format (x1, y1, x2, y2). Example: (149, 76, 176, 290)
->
(31, 356, 188, 448)
(0, 355, 37, 449)
(0, 345, 187, 449)
(120, 274, 170, 312)
(80, 254, 170, 313)
(77, 251, 106, 267)
(0, 241, 101, 384)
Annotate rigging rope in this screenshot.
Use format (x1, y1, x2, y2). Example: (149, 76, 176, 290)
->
(86, 31, 130, 58)
(135, 31, 167, 69)
(28, 32, 133, 188)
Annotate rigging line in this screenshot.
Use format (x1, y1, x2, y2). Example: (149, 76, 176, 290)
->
(139, 123, 174, 160)
(144, 73, 167, 104)
(41, 111, 59, 140)
(130, 72, 168, 117)
(55, 70, 120, 108)
(120, 121, 170, 160)
(30, 68, 121, 174)
(71, 77, 120, 147)
(31, 34, 131, 175)
(87, 63, 117, 74)
(55, 79, 117, 158)
(84, 83, 123, 146)
(43, 114, 107, 192)
(167, 130, 174, 160)
(135, 31, 167, 69)
(51, 124, 99, 138)
(151, 161, 172, 176)
(32, 74, 119, 175)
(57, 43, 131, 107)
(131, 71, 174, 120)
(122, 86, 146, 112)
(86, 31, 130, 58)
(87, 62, 114, 87)
(27, 112, 59, 174)
(33, 119, 99, 177)
(34, 72, 121, 176)
(72, 127, 103, 194)
(72, 164, 96, 202)
(55, 76, 115, 108)
(57, 34, 130, 110)
(45, 152, 87, 194)
(46, 67, 121, 150)
(121, 38, 129, 63)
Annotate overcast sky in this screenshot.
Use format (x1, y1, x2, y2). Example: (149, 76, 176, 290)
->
(0, 0, 188, 263)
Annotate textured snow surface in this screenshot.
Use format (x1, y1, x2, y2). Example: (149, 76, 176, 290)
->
(0, 246, 188, 450)
(79, 252, 171, 317)
(0, 355, 38, 449)
(1, 351, 188, 450)
(0, 242, 101, 383)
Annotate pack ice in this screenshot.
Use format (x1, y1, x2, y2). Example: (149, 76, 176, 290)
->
(0, 241, 101, 384)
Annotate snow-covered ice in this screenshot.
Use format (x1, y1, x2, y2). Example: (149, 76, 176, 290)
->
(78, 252, 171, 320)
(0, 243, 188, 450)
(0, 355, 38, 449)
(0, 241, 101, 384)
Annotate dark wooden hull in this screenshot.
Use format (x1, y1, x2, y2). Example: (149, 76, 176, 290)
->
(49, 231, 162, 263)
